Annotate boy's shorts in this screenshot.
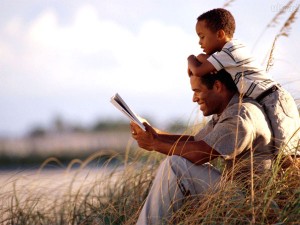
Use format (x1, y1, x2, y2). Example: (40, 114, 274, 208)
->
(258, 85, 300, 155)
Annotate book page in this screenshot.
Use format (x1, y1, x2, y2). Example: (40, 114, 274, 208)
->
(110, 93, 146, 131)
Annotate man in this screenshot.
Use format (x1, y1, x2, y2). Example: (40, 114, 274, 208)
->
(131, 69, 274, 224)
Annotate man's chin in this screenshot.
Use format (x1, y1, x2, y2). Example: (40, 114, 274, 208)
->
(200, 105, 206, 113)
(201, 108, 211, 117)
(200, 109, 208, 116)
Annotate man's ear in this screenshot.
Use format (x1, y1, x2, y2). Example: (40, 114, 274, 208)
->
(213, 80, 223, 93)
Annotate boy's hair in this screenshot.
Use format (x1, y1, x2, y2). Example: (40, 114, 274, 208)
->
(201, 69, 238, 93)
(197, 8, 235, 38)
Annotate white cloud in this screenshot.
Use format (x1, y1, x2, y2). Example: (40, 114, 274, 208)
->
(2, 2, 299, 99)
(28, 10, 58, 46)
(1, 0, 299, 135)
(1, 4, 196, 98)
(0, 3, 199, 134)
(3, 17, 23, 37)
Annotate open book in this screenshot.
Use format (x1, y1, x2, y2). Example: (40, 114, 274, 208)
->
(110, 93, 146, 131)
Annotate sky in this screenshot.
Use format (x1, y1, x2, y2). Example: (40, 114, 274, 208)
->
(1, 0, 300, 136)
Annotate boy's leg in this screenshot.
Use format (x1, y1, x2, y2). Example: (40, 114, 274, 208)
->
(136, 155, 221, 225)
(261, 87, 300, 155)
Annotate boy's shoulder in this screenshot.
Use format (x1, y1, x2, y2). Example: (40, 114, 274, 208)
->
(223, 39, 246, 49)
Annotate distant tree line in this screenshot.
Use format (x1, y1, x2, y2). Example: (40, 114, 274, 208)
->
(27, 115, 188, 138)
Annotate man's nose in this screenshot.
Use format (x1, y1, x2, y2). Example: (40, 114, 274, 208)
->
(193, 93, 198, 102)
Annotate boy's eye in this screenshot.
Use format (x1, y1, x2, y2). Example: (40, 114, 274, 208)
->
(198, 36, 204, 40)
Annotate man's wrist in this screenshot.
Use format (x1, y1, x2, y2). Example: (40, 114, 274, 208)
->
(151, 135, 159, 151)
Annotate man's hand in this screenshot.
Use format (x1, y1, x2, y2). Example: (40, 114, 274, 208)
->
(130, 121, 158, 151)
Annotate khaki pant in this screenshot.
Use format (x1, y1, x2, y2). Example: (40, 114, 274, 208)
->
(259, 86, 300, 154)
(136, 156, 221, 225)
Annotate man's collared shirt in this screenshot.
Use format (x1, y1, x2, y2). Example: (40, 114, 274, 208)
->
(194, 94, 273, 174)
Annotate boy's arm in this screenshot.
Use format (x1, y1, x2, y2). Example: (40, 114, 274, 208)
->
(187, 54, 216, 77)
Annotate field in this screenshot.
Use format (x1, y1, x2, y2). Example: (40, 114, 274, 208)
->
(0, 148, 299, 224)
(0, 149, 161, 224)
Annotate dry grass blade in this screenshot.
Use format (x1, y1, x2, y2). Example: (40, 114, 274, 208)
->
(277, 4, 300, 37)
(0, 148, 161, 224)
(267, 0, 295, 28)
(252, 0, 296, 51)
(1, 139, 300, 224)
(169, 155, 300, 224)
(266, 4, 300, 72)
(223, 0, 236, 8)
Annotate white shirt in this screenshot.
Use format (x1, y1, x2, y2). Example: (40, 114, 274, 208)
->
(207, 39, 277, 98)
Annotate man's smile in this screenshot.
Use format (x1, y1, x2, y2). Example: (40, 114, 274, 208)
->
(198, 101, 206, 110)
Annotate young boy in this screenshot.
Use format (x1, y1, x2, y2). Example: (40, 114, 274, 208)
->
(187, 8, 300, 155)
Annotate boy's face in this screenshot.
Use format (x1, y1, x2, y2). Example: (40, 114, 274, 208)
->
(195, 20, 223, 55)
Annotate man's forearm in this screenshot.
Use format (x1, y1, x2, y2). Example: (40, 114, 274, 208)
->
(152, 136, 220, 165)
(157, 133, 194, 142)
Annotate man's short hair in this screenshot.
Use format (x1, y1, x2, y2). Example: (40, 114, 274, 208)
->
(201, 70, 238, 93)
(197, 8, 235, 38)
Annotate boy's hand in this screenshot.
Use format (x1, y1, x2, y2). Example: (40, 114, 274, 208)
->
(196, 53, 209, 62)
(187, 53, 217, 76)
(196, 54, 216, 74)
(187, 55, 199, 64)
(187, 55, 201, 76)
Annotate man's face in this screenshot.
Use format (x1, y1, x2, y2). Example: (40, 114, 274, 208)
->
(190, 76, 221, 116)
(195, 20, 221, 55)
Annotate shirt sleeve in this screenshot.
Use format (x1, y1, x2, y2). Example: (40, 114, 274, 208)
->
(202, 113, 254, 160)
(207, 50, 237, 71)
(194, 120, 214, 141)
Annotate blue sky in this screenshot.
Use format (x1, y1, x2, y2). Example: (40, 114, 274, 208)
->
(1, 0, 300, 136)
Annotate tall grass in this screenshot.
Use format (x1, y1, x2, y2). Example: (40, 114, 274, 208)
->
(0, 148, 163, 225)
(266, 4, 300, 72)
(1, 146, 299, 224)
(0, 116, 299, 224)
(170, 152, 300, 224)
(252, 0, 297, 52)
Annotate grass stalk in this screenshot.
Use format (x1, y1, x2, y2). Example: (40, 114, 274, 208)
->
(266, 4, 300, 72)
